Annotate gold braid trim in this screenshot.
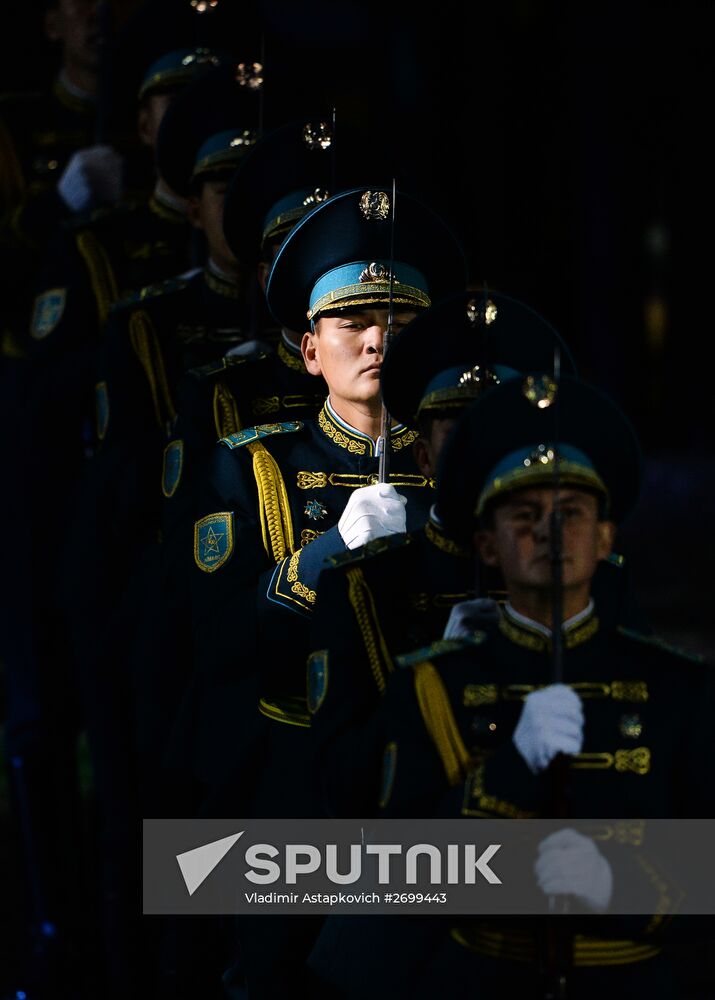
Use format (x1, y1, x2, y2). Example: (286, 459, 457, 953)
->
(278, 339, 307, 372)
(129, 309, 176, 430)
(213, 380, 242, 437)
(413, 660, 471, 786)
(246, 441, 295, 562)
(346, 567, 394, 694)
(76, 229, 119, 327)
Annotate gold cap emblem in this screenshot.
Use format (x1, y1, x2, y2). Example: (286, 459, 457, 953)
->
(230, 130, 257, 148)
(466, 297, 498, 327)
(458, 365, 500, 390)
(522, 374, 557, 408)
(522, 444, 556, 468)
(303, 188, 329, 207)
(235, 61, 264, 90)
(182, 48, 219, 66)
(302, 122, 333, 151)
(359, 262, 393, 283)
(359, 190, 390, 220)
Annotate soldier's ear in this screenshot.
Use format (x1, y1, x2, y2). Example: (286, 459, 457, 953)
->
(302, 329, 322, 375)
(257, 262, 270, 292)
(186, 196, 203, 231)
(137, 105, 153, 148)
(412, 437, 434, 478)
(475, 529, 499, 566)
(596, 520, 617, 561)
(44, 8, 63, 43)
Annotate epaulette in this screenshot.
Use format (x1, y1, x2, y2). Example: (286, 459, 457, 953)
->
(111, 275, 191, 311)
(189, 352, 271, 381)
(395, 633, 488, 669)
(617, 626, 705, 664)
(327, 533, 411, 568)
(219, 422, 304, 448)
(82, 198, 142, 227)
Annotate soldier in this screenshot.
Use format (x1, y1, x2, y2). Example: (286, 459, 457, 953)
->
(0, 0, 126, 358)
(48, 72, 259, 998)
(25, 46, 229, 376)
(307, 290, 576, 818)
(188, 184, 466, 996)
(151, 118, 337, 813)
(309, 373, 715, 998)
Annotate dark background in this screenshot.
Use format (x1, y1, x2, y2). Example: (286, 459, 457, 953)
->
(3, 0, 712, 671)
(1, 1, 714, 993)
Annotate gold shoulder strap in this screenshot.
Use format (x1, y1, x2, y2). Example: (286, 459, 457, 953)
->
(345, 566, 394, 694)
(76, 229, 119, 328)
(413, 660, 472, 786)
(213, 380, 242, 437)
(246, 440, 295, 562)
(128, 308, 176, 430)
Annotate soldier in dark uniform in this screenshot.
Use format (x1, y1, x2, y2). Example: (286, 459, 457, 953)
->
(0, 0, 127, 358)
(307, 291, 576, 819)
(188, 185, 466, 996)
(49, 77, 259, 996)
(152, 119, 337, 814)
(308, 373, 715, 999)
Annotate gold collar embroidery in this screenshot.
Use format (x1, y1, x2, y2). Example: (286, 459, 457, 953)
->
(318, 402, 419, 456)
(499, 606, 599, 653)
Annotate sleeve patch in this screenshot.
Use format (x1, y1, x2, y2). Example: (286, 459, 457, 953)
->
(194, 512, 234, 572)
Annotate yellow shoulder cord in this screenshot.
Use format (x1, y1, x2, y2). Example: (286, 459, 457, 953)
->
(75, 229, 119, 328)
(345, 566, 394, 694)
(413, 660, 472, 786)
(128, 309, 176, 430)
(246, 440, 295, 562)
(213, 379, 242, 437)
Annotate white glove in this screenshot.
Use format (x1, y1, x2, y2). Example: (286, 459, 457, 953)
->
(442, 598, 500, 638)
(57, 144, 124, 214)
(513, 684, 584, 773)
(535, 828, 613, 913)
(338, 483, 407, 550)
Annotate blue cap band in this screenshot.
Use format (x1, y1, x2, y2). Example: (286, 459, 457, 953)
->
(262, 187, 330, 245)
(192, 129, 256, 179)
(419, 363, 520, 414)
(308, 260, 430, 320)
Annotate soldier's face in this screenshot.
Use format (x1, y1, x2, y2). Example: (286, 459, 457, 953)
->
(303, 308, 418, 406)
(46, 0, 103, 72)
(413, 418, 458, 477)
(190, 179, 236, 268)
(476, 487, 615, 596)
(138, 93, 173, 150)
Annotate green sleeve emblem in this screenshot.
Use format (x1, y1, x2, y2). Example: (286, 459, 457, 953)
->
(162, 439, 184, 498)
(31, 288, 66, 339)
(379, 742, 398, 809)
(194, 512, 234, 572)
(307, 650, 329, 714)
(95, 380, 110, 441)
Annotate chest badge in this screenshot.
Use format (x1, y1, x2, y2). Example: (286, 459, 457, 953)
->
(304, 498, 327, 521)
(619, 713, 643, 740)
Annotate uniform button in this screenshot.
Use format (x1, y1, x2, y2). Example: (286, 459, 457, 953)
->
(471, 717, 497, 738)
(368, 474, 378, 485)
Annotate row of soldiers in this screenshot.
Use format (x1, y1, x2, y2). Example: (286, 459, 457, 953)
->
(2, 3, 715, 999)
